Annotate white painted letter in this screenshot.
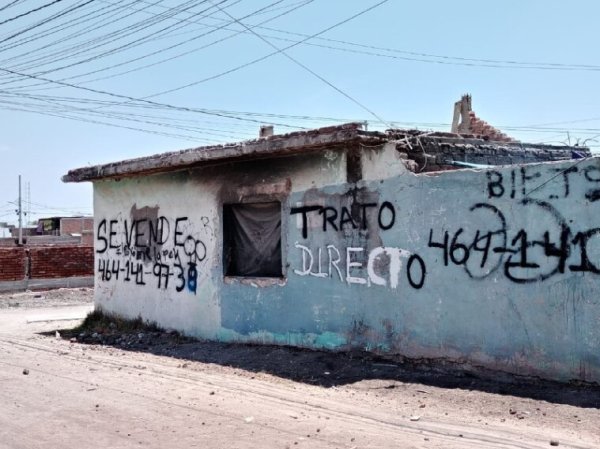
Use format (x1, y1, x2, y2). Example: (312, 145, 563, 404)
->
(310, 247, 328, 277)
(367, 247, 388, 287)
(346, 247, 366, 285)
(293, 242, 313, 276)
(367, 247, 408, 289)
(327, 244, 344, 281)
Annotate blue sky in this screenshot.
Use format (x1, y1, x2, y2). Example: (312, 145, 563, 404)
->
(0, 0, 599, 228)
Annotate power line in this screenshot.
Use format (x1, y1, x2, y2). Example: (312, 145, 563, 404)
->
(139, 0, 391, 107)
(0, 0, 135, 64)
(5, 0, 302, 90)
(0, 89, 264, 132)
(0, 0, 27, 14)
(7, 0, 389, 131)
(22, 199, 92, 215)
(207, 0, 390, 126)
(0, 0, 64, 27)
(0, 3, 597, 146)
(0, 0, 216, 83)
(0, 0, 96, 51)
(8, 85, 600, 140)
(62, 0, 311, 87)
(524, 117, 600, 128)
(526, 156, 593, 197)
(0, 61, 307, 129)
(0, 0, 597, 104)
(90, 0, 600, 73)
(5, 75, 600, 141)
(254, 29, 600, 72)
(3, 0, 597, 104)
(0, 98, 222, 142)
(202, 14, 600, 71)
(0, 86, 270, 140)
(0, 0, 210, 91)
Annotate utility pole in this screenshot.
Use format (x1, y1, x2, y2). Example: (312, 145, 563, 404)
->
(26, 182, 30, 225)
(17, 175, 22, 246)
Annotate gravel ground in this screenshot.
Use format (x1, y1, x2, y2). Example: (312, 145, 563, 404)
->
(0, 288, 598, 448)
(0, 287, 93, 309)
(60, 308, 600, 408)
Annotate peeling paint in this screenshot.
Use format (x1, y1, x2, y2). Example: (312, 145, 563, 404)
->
(88, 140, 600, 384)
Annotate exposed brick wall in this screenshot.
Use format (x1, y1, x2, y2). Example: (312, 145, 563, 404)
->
(0, 246, 94, 281)
(29, 246, 94, 279)
(60, 217, 94, 235)
(0, 238, 18, 247)
(0, 248, 27, 281)
(81, 233, 94, 246)
(468, 111, 516, 142)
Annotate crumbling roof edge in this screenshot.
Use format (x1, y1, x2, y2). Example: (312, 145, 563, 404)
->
(63, 122, 589, 183)
(416, 155, 599, 177)
(63, 123, 386, 183)
(385, 129, 589, 151)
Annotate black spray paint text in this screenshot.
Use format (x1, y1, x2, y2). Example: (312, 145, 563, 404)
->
(486, 164, 600, 201)
(96, 216, 210, 254)
(428, 200, 600, 283)
(96, 215, 210, 294)
(291, 201, 396, 239)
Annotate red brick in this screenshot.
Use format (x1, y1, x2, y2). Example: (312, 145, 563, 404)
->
(28, 246, 94, 279)
(0, 248, 27, 281)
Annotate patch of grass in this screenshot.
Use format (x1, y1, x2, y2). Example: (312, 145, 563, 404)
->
(70, 308, 164, 335)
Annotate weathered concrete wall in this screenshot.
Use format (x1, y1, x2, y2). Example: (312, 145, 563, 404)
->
(93, 150, 347, 337)
(93, 149, 600, 383)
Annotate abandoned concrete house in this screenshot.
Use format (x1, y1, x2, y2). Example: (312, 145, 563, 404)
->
(63, 116, 600, 384)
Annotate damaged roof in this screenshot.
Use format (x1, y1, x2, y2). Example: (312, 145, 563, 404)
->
(63, 123, 382, 183)
(63, 123, 589, 182)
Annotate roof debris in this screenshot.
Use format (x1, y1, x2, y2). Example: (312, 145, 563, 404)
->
(63, 121, 589, 182)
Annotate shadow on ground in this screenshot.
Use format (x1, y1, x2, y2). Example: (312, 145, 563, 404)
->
(41, 323, 600, 410)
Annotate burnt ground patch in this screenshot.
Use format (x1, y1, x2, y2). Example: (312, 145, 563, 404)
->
(43, 309, 600, 409)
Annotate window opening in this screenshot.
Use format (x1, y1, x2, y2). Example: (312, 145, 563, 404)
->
(223, 202, 282, 277)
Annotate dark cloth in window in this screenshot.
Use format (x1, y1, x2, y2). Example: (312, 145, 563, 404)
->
(224, 202, 282, 277)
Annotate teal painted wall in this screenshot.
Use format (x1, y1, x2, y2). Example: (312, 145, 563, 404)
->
(220, 158, 600, 383)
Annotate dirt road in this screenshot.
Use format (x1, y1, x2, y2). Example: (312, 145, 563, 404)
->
(0, 289, 598, 448)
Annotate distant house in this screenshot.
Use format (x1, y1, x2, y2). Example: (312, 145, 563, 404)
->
(58, 216, 94, 246)
(63, 117, 600, 384)
(37, 217, 62, 235)
(8, 225, 37, 239)
(37, 216, 93, 236)
(4, 216, 93, 246)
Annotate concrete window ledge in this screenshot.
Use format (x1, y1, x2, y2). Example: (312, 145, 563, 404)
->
(223, 276, 287, 288)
